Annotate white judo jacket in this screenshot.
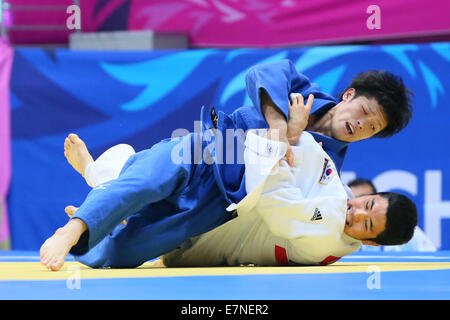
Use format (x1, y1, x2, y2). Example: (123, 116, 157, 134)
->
(162, 129, 361, 266)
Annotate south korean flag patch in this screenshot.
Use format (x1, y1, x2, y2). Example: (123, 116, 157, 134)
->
(319, 158, 336, 185)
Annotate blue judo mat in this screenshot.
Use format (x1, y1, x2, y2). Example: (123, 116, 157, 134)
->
(1, 250, 449, 300)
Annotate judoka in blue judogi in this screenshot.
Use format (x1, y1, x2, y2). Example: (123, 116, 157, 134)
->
(40, 59, 412, 270)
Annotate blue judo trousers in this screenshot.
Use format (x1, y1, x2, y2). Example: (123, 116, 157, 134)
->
(71, 133, 234, 268)
(69, 59, 350, 268)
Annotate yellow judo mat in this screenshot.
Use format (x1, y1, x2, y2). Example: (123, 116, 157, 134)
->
(2, 261, 450, 281)
(1, 251, 450, 300)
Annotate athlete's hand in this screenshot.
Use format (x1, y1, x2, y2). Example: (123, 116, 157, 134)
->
(267, 126, 294, 167)
(287, 93, 314, 145)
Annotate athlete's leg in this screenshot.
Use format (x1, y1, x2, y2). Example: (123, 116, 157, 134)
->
(40, 134, 200, 270)
(68, 133, 231, 269)
(65, 135, 135, 225)
(100, 162, 231, 269)
(64, 132, 136, 188)
(40, 136, 137, 270)
(83, 144, 136, 188)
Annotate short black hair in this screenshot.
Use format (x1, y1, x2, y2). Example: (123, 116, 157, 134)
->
(338, 70, 413, 138)
(367, 192, 417, 246)
(348, 178, 377, 194)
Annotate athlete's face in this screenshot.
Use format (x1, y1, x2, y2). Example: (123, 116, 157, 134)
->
(330, 88, 388, 142)
(344, 194, 388, 245)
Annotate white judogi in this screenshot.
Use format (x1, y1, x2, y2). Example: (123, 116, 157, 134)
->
(162, 129, 361, 267)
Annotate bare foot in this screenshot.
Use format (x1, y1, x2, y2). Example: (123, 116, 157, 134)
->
(64, 133, 94, 178)
(153, 259, 165, 267)
(65, 205, 127, 225)
(40, 219, 87, 271)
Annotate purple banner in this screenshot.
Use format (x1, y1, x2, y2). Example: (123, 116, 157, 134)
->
(6, 0, 74, 45)
(81, 0, 450, 47)
(5, 0, 450, 46)
(0, 38, 12, 249)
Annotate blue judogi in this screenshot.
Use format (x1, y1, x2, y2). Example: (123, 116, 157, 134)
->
(70, 59, 350, 268)
(213, 59, 349, 204)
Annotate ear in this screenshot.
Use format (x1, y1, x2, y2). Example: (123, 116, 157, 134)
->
(362, 240, 380, 246)
(342, 88, 355, 102)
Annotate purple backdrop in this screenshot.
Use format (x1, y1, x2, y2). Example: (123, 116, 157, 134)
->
(0, 39, 12, 248)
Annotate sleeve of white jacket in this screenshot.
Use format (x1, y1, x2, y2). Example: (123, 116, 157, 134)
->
(255, 161, 323, 239)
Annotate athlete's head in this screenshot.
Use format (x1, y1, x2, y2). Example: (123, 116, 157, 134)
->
(327, 70, 413, 142)
(348, 178, 377, 197)
(344, 192, 417, 246)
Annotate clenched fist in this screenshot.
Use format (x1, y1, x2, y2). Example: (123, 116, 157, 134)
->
(287, 93, 314, 145)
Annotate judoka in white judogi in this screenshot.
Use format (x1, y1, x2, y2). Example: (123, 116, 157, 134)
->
(83, 129, 362, 266)
(162, 129, 361, 266)
(82, 128, 361, 267)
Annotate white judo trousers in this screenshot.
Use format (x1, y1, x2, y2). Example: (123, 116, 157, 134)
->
(84, 144, 136, 188)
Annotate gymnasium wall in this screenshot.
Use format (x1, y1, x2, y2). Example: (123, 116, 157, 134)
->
(6, 42, 450, 250)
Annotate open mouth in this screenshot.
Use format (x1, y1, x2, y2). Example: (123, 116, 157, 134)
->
(345, 122, 354, 135)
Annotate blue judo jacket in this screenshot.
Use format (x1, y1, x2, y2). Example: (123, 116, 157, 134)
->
(69, 59, 351, 265)
(205, 59, 350, 205)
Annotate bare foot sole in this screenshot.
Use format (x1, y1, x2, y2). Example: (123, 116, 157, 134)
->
(40, 228, 76, 271)
(40, 218, 87, 271)
(64, 133, 94, 178)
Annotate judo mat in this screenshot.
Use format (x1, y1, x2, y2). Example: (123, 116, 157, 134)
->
(1, 250, 450, 301)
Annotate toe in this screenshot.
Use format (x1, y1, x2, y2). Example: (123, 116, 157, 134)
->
(64, 139, 71, 150)
(41, 254, 50, 266)
(68, 133, 80, 144)
(65, 205, 78, 217)
(50, 262, 61, 271)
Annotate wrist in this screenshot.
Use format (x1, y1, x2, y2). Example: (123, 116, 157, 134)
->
(261, 94, 287, 128)
(287, 134, 301, 145)
(269, 119, 287, 131)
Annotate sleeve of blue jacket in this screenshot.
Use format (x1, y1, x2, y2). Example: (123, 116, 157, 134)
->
(245, 59, 338, 119)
